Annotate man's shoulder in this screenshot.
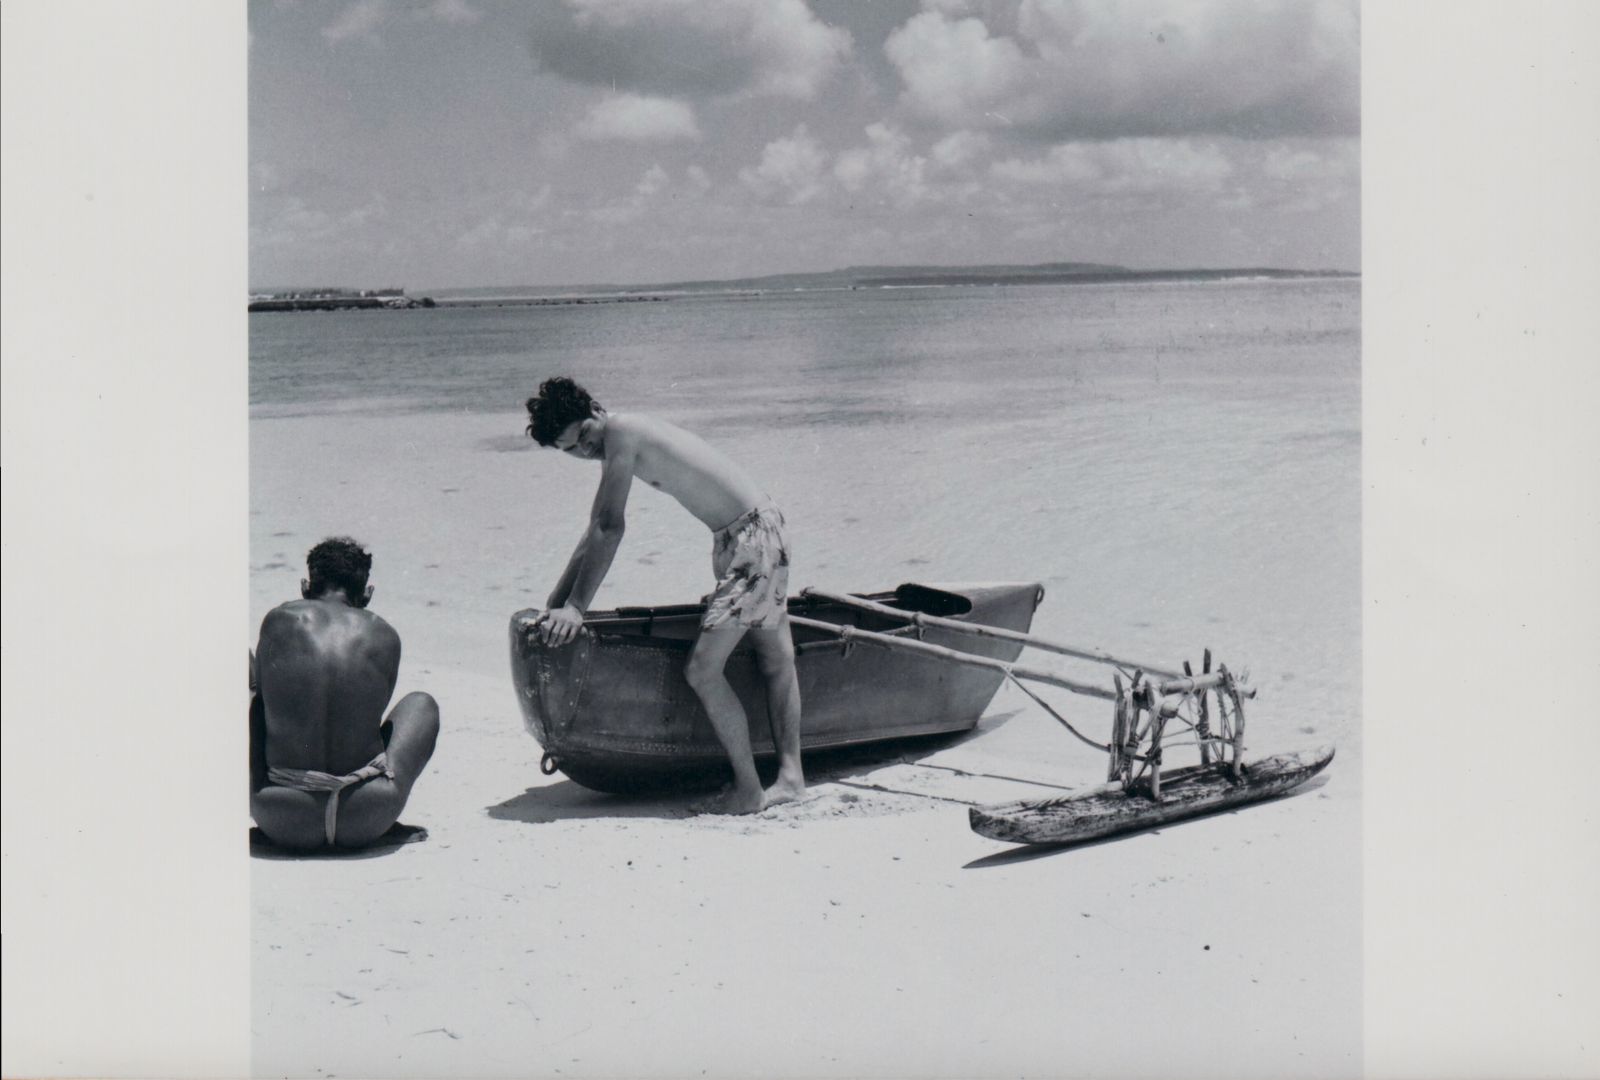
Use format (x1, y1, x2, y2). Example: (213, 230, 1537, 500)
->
(263, 600, 393, 638)
(605, 411, 650, 440)
(599, 412, 654, 460)
(364, 610, 400, 643)
(263, 600, 318, 625)
(611, 411, 697, 450)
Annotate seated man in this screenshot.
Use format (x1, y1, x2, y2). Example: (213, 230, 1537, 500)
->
(250, 537, 439, 850)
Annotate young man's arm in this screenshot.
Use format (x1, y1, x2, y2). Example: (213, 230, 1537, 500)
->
(544, 530, 588, 610)
(542, 435, 637, 647)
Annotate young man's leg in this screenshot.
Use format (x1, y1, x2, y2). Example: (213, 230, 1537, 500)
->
(337, 691, 440, 845)
(746, 620, 804, 803)
(684, 624, 764, 813)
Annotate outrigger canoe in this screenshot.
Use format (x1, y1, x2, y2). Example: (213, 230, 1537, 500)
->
(509, 582, 1045, 793)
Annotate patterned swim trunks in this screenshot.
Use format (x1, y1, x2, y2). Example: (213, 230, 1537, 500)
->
(703, 503, 791, 630)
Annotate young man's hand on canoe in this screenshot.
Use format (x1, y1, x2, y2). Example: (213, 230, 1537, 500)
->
(534, 604, 586, 647)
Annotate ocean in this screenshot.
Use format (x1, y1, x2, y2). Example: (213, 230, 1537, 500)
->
(250, 276, 1361, 761)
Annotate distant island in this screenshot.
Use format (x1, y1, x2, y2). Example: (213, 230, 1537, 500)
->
(251, 263, 1357, 311)
(248, 287, 437, 312)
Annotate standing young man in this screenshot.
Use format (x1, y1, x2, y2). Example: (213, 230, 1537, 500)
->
(525, 376, 804, 814)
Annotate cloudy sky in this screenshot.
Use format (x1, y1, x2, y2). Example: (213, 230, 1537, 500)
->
(249, 0, 1359, 289)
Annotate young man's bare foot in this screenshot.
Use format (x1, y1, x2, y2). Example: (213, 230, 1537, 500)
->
(762, 776, 805, 808)
(691, 783, 767, 815)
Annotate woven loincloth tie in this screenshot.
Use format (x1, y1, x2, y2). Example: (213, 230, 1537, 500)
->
(266, 752, 394, 846)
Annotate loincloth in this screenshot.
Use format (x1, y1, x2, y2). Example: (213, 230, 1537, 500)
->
(266, 752, 394, 846)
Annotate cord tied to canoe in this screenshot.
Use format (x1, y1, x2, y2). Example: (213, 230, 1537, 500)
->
(1005, 670, 1109, 753)
(836, 624, 859, 659)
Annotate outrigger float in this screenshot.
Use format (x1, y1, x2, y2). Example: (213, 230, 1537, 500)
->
(782, 588, 1334, 845)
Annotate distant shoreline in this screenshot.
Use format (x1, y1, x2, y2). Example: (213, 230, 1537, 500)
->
(249, 265, 1358, 312)
(855, 267, 1354, 289)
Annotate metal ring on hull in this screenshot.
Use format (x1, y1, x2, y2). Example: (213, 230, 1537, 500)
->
(540, 752, 559, 776)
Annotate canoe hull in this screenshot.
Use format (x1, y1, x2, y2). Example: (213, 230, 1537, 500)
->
(510, 582, 1044, 792)
(968, 746, 1335, 845)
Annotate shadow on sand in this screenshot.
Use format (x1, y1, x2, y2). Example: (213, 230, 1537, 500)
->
(248, 823, 429, 861)
(960, 772, 1334, 870)
(485, 724, 1017, 826)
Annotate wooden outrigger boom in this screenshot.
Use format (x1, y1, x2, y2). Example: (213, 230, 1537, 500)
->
(795, 588, 1329, 845)
(801, 587, 1190, 678)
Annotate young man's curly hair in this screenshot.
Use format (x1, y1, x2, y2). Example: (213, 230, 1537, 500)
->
(306, 536, 372, 601)
(526, 376, 600, 446)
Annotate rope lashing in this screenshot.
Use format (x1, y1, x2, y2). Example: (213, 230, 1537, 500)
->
(837, 623, 858, 659)
(1005, 671, 1109, 753)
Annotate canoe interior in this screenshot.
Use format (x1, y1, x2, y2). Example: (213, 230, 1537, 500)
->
(510, 582, 1044, 793)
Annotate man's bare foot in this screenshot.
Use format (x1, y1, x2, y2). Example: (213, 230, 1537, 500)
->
(762, 776, 805, 808)
(692, 784, 767, 815)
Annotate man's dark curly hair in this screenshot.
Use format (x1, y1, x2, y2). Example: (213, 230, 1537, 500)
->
(306, 536, 372, 601)
(526, 376, 600, 446)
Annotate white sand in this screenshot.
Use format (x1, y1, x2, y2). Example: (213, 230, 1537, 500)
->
(250, 409, 1360, 1078)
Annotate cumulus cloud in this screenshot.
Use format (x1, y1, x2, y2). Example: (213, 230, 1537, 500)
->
(588, 162, 685, 225)
(323, 0, 483, 42)
(577, 94, 701, 143)
(886, 0, 1358, 140)
(529, 0, 851, 101)
(421, 0, 482, 25)
(253, 191, 391, 249)
(930, 130, 993, 172)
(739, 124, 829, 205)
(834, 124, 929, 207)
(322, 0, 391, 43)
(635, 163, 671, 197)
(1261, 138, 1359, 182)
(991, 138, 1234, 193)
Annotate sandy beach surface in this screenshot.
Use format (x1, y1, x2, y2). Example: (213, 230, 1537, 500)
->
(250, 397, 1360, 1078)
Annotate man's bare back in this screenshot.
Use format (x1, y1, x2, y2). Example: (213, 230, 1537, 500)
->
(250, 537, 438, 850)
(255, 600, 400, 776)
